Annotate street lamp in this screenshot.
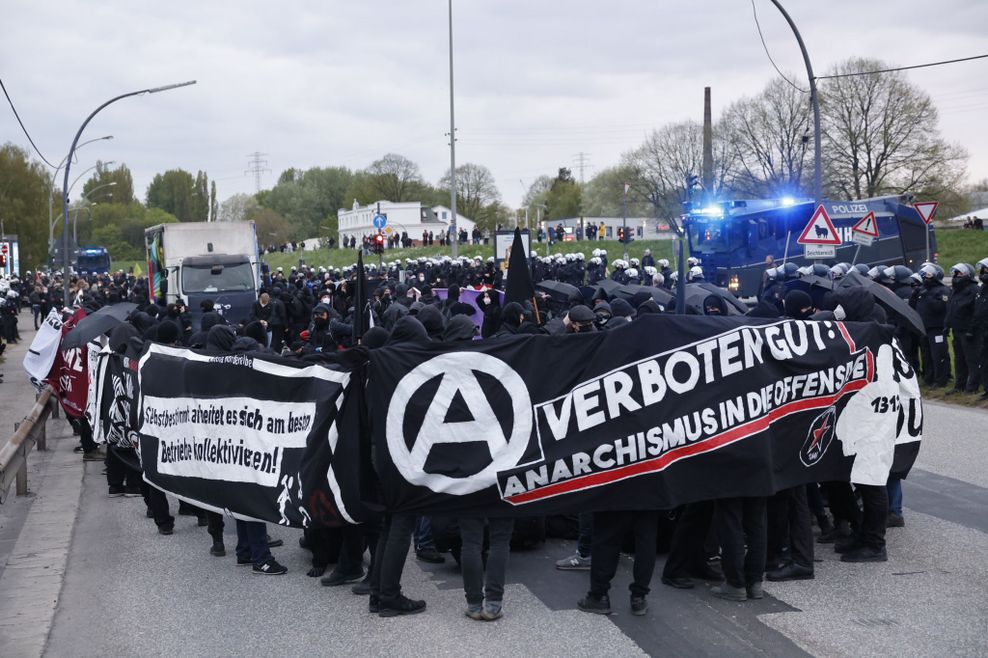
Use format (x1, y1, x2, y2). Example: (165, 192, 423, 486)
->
(62, 80, 196, 306)
(48, 135, 113, 253)
(447, 0, 458, 258)
(768, 0, 822, 209)
(73, 181, 117, 243)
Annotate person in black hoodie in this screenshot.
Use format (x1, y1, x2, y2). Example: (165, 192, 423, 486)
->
(493, 302, 524, 338)
(369, 317, 429, 618)
(764, 290, 816, 582)
(945, 263, 979, 393)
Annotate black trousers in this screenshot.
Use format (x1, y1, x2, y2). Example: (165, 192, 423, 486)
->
(68, 416, 98, 452)
(921, 330, 950, 386)
(205, 511, 225, 543)
(105, 446, 141, 488)
(662, 501, 714, 580)
(141, 481, 173, 529)
(953, 333, 980, 392)
(821, 481, 861, 529)
(589, 510, 659, 598)
(806, 483, 829, 526)
(369, 513, 416, 600)
(767, 486, 814, 569)
(715, 497, 766, 589)
(857, 484, 888, 551)
(979, 332, 988, 393)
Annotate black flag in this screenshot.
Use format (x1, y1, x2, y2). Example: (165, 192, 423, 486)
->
(353, 250, 368, 341)
(504, 227, 534, 306)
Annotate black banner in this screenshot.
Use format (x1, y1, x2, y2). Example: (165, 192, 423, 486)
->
(94, 351, 140, 449)
(368, 315, 922, 516)
(137, 344, 364, 527)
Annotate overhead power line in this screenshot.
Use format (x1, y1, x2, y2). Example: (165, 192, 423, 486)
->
(0, 77, 57, 168)
(750, 0, 809, 94)
(816, 54, 988, 80)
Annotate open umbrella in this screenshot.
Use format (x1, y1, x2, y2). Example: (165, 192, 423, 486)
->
(61, 303, 138, 349)
(839, 271, 926, 336)
(614, 284, 676, 310)
(536, 280, 582, 304)
(682, 283, 746, 316)
(594, 279, 623, 299)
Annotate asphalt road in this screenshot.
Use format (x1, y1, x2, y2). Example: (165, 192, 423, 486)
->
(1, 311, 985, 657)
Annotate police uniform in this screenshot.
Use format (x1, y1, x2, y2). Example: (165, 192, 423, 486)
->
(915, 280, 950, 386)
(946, 275, 979, 392)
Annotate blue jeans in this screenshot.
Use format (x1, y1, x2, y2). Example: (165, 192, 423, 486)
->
(414, 516, 436, 552)
(235, 520, 272, 565)
(886, 477, 903, 516)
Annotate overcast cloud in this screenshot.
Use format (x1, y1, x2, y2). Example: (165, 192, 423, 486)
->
(3, 0, 986, 212)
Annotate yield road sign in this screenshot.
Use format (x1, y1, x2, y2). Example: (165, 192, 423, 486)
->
(913, 201, 939, 225)
(372, 214, 387, 229)
(797, 206, 841, 245)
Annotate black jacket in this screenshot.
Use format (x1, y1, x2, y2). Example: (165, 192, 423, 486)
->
(946, 279, 978, 334)
(915, 281, 949, 330)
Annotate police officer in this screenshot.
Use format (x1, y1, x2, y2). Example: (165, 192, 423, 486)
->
(974, 258, 988, 399)
(914, 263, 950, 387)
(946, 263, 979, 393)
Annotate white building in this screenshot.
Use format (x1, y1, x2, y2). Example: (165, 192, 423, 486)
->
(337, 200, 476, 248)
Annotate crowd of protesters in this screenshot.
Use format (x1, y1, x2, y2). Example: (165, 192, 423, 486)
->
(3, 243, 976, 621)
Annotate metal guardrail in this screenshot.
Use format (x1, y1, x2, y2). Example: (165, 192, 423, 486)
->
(0, 387, 56, 503)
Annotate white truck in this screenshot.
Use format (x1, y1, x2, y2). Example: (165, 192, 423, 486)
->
(145, 222, 260, 330)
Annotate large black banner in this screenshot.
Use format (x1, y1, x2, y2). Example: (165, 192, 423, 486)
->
(369, 315, 922, 516)
(93, 351, 140, 449)
(137, 344, 365, 527)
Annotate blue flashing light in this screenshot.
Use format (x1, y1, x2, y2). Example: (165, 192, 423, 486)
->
(780, 196, 796, 207)
(698, 205, 724, 218)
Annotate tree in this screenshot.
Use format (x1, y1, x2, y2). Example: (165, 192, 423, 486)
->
(439, 163, 501, 227)
(88, 202, 179, 262)
(820, 58, 967, 200)
(146, 169, 197, 221)
(82, 161, 135, 205)
(622, 121, 735, 223)
(582, 165, 651, 217)
(209, 180, 218, 222)
(261, 166, 354, 240)
(365, 153, 424, 202)
(0, 143, 50, 270)
(522, 175, 553, 211)
(545, 167, 582, 220)
(218, 193, 258, 223)
(191, 170, 209, 222)
(247, 206, 292, 247)
(721, 78, 811, 198)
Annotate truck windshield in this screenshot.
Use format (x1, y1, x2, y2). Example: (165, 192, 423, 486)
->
(77, 254, 110, 271)
(182, 261, 254, 294)
(690, 219, 743, 254)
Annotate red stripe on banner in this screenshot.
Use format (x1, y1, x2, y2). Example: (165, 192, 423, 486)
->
(837, 322, 856, 352)
(505, 373, 870, 505)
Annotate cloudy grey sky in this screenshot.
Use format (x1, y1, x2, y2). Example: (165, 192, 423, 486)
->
(3, 0, 986, 212)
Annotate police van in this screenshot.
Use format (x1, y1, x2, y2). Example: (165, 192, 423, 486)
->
(683, 195, 934, 298)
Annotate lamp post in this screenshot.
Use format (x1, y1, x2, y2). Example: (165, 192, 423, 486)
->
(447, 0, 458, 258)
(73, 181, 117, 244)
(48, 135, 113, 254)
(62, 81, 196, 306)
(768, 0, 822, 209)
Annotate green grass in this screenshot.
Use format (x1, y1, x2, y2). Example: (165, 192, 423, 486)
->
(261, 239, 682, 271)
(932, 227, 988, 268)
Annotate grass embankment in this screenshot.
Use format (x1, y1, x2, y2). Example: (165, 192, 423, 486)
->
(932, 227, 988, 267)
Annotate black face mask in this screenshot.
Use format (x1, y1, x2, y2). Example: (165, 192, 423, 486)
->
(923, 278, 938, 287)
(980, 273, 988, 285)
(952, 277, 968, 289)
(313, 316, 328, 329)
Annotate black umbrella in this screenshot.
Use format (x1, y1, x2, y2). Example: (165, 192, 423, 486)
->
(615, 284, 676, 310)
(594, 279, 623, 299)
(682, 283, 746, 316)
(839, 271, 926, 336)
(536, 280, 582, 304)
(61, 303, 138, 349)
